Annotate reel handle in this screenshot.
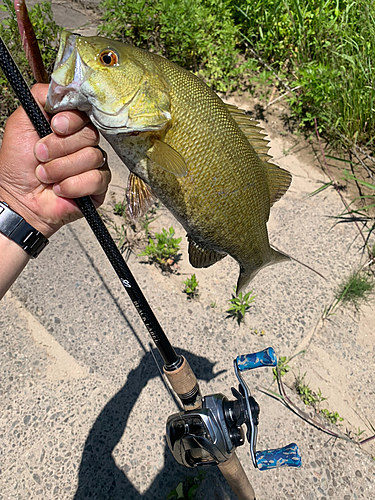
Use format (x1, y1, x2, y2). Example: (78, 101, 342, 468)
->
(256, 443, 302, 471)
(236, 347, 277, 371)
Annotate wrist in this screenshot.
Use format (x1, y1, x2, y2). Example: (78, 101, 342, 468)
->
(0, 232, 30, 299)
(0, 185, 56, 238)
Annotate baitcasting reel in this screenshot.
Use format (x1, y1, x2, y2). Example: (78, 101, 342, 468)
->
(166, 347, 302, 471)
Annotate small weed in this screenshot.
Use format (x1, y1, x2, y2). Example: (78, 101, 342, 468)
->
(139, 227, 181, 268)
(183, 274, 199, 299)
(294, 374, 344, 426)
(141, 213, 158, 239)
(272, 350, 305, 379)
(112, 223, 127, 251)
(323, 269, 374, 318)
(113, 200, 126, 217)
(226, 289, 256, 325)
(273, 356, 291, 379)
(210, 301, 216, 309)
(346, 427, 366, 442)
(167, 471, 206, 499)
(320, 409, 344, 425)
(294, 373, 327, 408)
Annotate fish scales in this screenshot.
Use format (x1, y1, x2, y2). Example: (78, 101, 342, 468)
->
(143, 54, 269, 256)
(45, 32, 292, 292)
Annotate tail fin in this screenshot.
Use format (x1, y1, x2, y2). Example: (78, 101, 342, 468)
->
(236, 248, 290, 294)
(271, 245, 327, 281)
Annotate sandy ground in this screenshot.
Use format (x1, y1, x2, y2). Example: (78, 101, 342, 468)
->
(0, 1, 374, 499)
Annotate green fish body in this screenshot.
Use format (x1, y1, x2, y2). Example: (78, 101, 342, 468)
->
(46, 32, 292, 292)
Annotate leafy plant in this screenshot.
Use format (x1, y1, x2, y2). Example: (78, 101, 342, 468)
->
(273, 356, 291, 379)
(236, 0, 375, 154)
(183, 274, 199, 299)
(226, 289, 256, 325)
(272, 350, 305, 379)
(294, 373, 326, 408)
(294, 373, 344, 426)
(139, 226, 181, 267)
(0, 0, 61, 127)
(113, 200, 126, 217)
(320, 409, 344, 425)
(167, 471, 206, 499)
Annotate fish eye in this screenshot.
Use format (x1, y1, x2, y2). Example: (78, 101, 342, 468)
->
(99, 49, 119, 66)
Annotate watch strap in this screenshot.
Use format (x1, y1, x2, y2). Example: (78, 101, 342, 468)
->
(0, 201, 49, 258)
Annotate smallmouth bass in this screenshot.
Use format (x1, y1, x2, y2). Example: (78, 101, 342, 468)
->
(46, 31, 292, 292)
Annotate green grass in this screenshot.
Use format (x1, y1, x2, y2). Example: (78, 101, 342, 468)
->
(98, 0, 250, 92)
(334, 271, 374, 310)
(235, 0, 375, 146)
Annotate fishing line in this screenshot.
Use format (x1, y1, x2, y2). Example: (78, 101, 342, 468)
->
(0, 36, 181, 370)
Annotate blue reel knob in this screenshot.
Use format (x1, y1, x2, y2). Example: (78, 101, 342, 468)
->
(236, 347, 277, 371)
(256, 443, 302, 471)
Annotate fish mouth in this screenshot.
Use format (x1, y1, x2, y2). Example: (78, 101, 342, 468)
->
(45, 32, 87, 114)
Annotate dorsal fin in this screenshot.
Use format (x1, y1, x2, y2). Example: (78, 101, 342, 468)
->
(226, 103, 271, 160)
(226, 103, 292, 206)
(263, 162, 292, 206)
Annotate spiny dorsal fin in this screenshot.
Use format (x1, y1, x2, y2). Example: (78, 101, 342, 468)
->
(226, 104, 291, 206)
(264, 162, 292, 206)
(188, 236, 227, 268)
(126, 173, 157, 222)
(226, 104, 272, 161)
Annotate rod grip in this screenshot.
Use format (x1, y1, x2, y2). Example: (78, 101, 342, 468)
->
(218, 452, 256, 500)
(163, 356, 201, 410)
(236, 347, 277, 371)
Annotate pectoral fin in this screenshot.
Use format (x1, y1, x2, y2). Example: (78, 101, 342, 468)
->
(188, 236, 227, 268)
(147, 140, 187, 177)
(126, 173, 157, 222)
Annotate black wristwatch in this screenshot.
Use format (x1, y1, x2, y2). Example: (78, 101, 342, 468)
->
(0, 201, 49, 258)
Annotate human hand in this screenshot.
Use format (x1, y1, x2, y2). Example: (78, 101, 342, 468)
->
(0, 83, 111, 239)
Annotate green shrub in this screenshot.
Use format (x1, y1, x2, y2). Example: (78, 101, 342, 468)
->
(98, 0, 246, 92)
(235, 0, 375, 146)
(139, 226, 181, 266)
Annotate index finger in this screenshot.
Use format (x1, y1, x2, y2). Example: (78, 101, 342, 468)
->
(51, 111, 92, 136)
(31, 83, 92, 136)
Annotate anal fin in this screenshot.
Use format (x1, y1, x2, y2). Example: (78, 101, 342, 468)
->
(188, 236, 227, 268)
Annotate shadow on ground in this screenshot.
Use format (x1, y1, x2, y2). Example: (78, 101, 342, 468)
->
(73, 348, 232, 500)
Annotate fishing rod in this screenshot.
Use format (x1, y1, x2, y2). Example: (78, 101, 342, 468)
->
(0, 33, 301, 500)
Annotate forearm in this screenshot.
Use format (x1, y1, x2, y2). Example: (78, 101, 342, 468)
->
(0, 233, 30, 299)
